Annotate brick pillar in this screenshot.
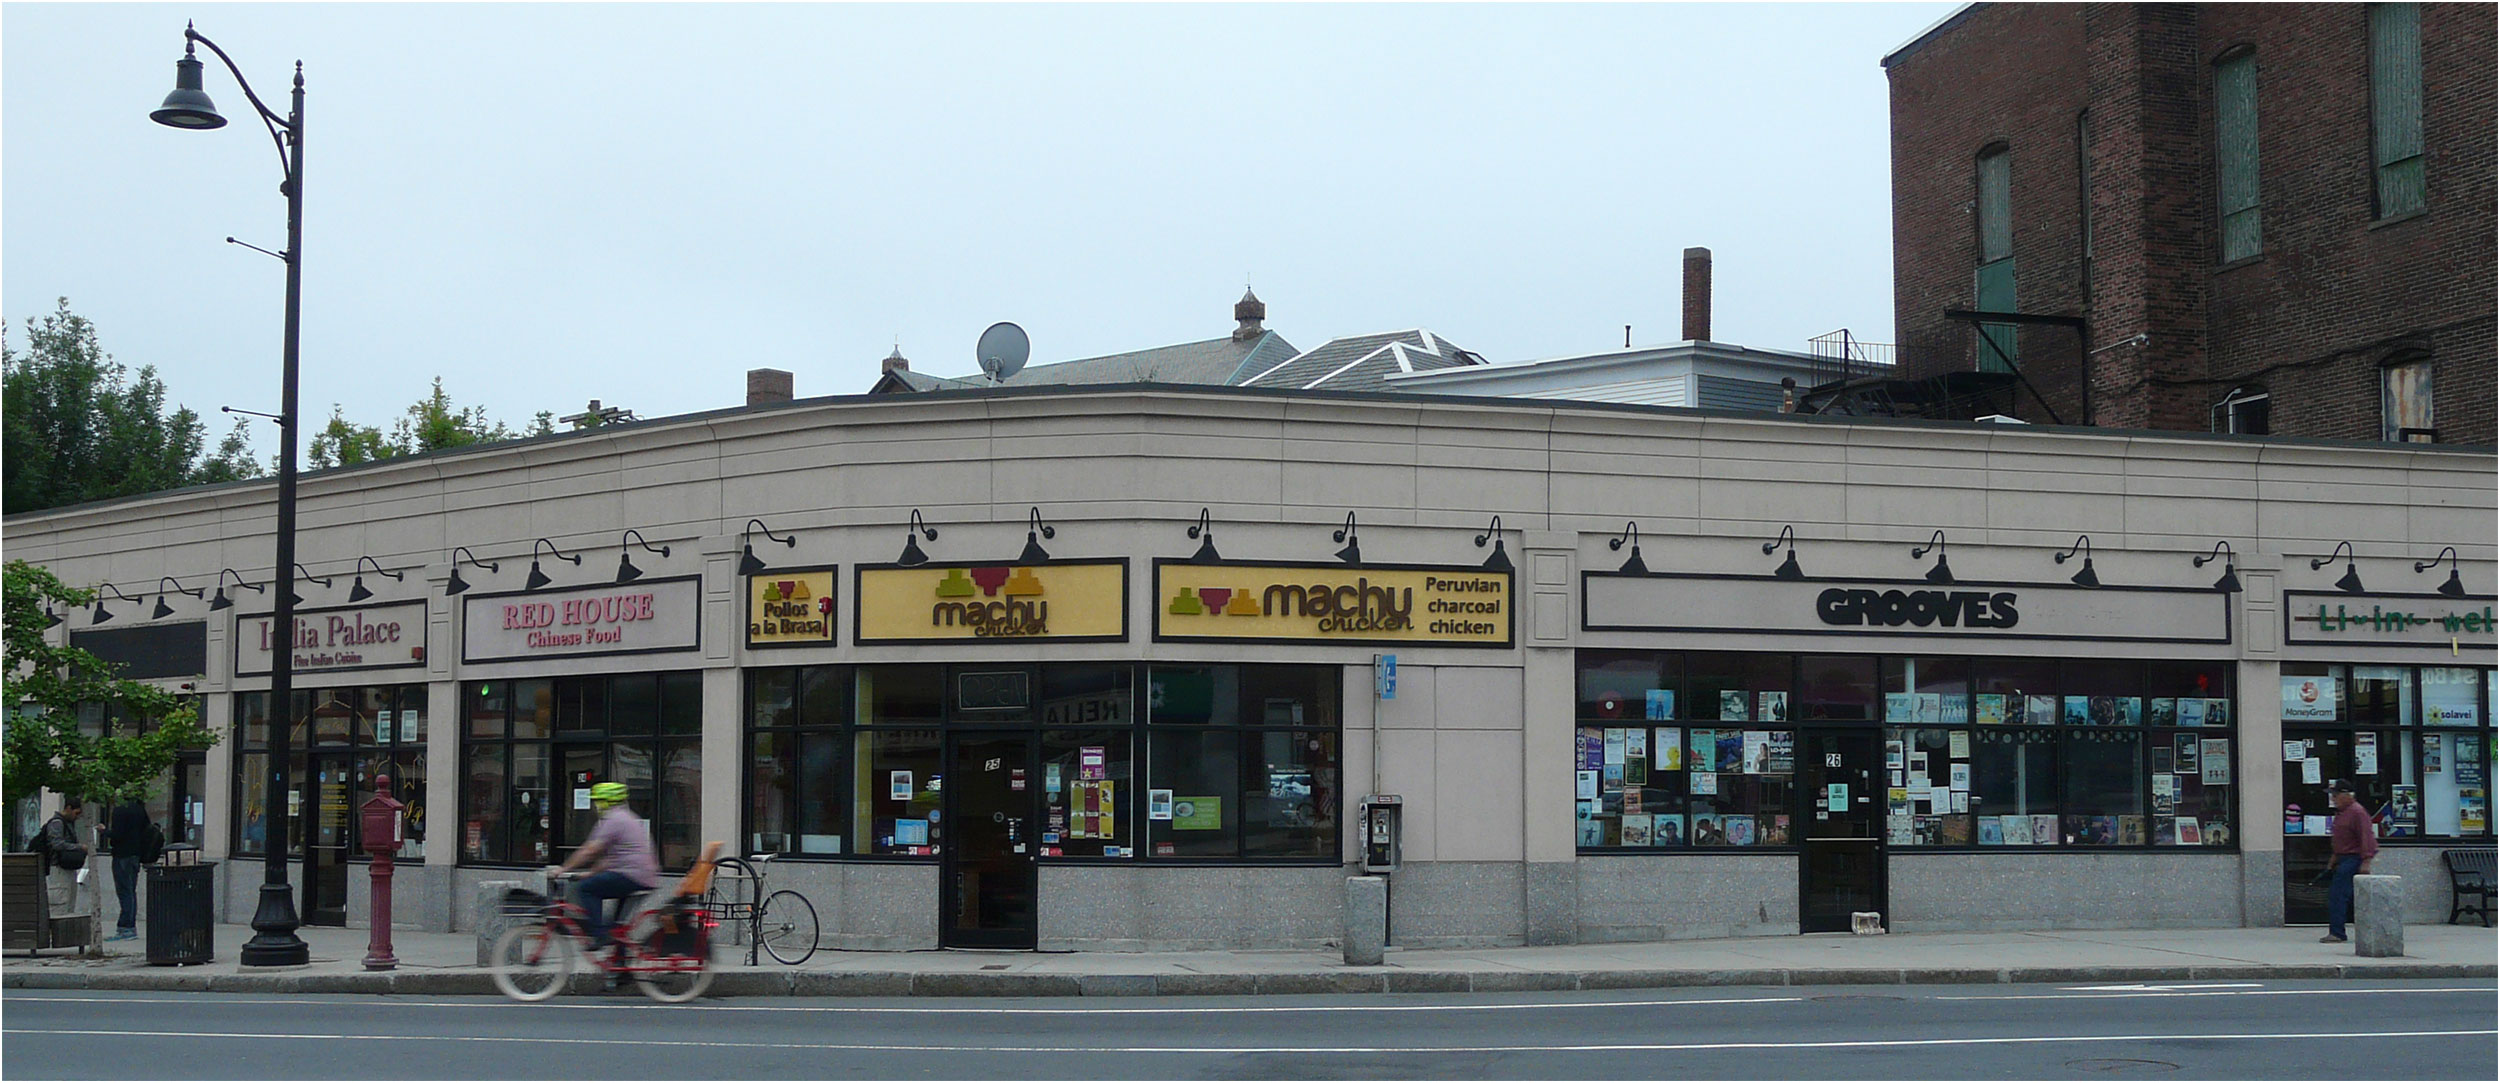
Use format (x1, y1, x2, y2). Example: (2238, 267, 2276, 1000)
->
(1682, 247, 1712, 342)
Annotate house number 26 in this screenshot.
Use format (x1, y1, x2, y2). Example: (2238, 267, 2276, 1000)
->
(1825, 753, 1844, 768)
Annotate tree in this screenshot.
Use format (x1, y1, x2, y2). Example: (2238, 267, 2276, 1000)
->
(2, 560, 219, 805)
(305, 404, 393, 470)
(305, 379, 521, 470)
(2, 298, 231, 513)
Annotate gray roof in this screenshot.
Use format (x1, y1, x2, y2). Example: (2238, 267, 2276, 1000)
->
(1236, 329, 1487, 393)
(872, 332, 1297, 394)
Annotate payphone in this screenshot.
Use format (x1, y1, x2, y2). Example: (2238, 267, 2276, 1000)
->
(1360, 794, 1402, 874)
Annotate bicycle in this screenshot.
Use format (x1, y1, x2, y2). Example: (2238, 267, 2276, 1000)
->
(704, 852, 820, 965)
(491, 842, 722, 1003)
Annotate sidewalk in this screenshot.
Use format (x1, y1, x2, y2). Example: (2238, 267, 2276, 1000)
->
(6, 922, 2493, 997)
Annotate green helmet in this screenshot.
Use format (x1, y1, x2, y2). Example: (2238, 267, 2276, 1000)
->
(589, 782, 629, 805)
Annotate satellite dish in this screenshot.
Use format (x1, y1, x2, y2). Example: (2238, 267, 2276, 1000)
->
(976, 322, 1029, 382)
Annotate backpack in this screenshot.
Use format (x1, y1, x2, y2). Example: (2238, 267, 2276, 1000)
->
(138, 821, 167, 865)
(39, 816, 87, 871)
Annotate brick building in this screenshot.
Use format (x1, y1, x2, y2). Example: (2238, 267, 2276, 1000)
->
(1883, 3, 2495, 444)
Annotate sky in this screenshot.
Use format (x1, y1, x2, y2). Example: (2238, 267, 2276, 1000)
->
(3, 1, 1956, 457)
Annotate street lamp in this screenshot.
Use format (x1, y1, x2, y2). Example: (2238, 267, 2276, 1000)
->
(153, 21, 312, 968)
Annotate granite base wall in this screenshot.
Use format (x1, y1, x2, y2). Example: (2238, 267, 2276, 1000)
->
(1037, 864, 1347, 951)
(1575, 854, 1800, 941)
(2348, 846, 2491, 926)
(1887, 852, 2244, 932)
(216, 860, 458, 933)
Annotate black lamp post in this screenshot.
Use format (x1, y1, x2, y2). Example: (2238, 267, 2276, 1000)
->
(153, 21, 312, 968)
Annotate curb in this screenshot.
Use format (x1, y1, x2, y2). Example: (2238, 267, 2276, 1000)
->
(6, 961, 2491, 996)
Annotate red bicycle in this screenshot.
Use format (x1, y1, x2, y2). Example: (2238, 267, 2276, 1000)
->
(491, 844, 721, 1003)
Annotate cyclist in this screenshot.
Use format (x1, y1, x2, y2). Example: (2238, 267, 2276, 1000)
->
(548, 781, 661, 957)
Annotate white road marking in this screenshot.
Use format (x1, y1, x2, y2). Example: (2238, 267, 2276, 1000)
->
(2062, 982, 2265, 991)
(0, 992, 1808, 1014)
(1940, 986, 2493, 1002)
(7, 1025, 2493, 1055)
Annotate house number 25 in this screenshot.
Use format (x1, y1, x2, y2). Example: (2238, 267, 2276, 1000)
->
(1825, 753, 1844, 768)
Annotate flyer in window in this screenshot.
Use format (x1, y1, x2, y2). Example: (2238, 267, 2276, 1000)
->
(2149, 699, 2177, 726)
(1689, 728, 1716, 770)
(1757, 691, 1790, 724)
(2283, 740, 2305, 762)
(1975, 695, 2007, 725)
(1604, 728, 1627, 766)
(2281, 676, 2337, 722)
(890, 771, 913, 801)
(1917, 693, 1943, 724)
(2176, 734, 2199, 773)
(1148, 789, 1175, 820)
(1977, 817, 2003, 845)
(1742, 731, 1770, 774)
(1080, 746, 1107, 781)
(1645, 689, 1675, 721)
(1951, 790, 1968, 814)
(2004, 814, 2034, 845)
(1692, 771, 1718, 796)
(2204, 699, 2231, 727)
(2458, 737, 2487, 786)
(1622, 788, 1642, 816)
(2175, 817, 2201, 845)
(1885, 692, 1915, 723)
(1619, 814, 1652, 846)
(2424, 735, 2443, 774)
(1657, 728, 1683, 770)
(1715, 731, 1743, 772)
(2028, 696, 2060, 727)
(2032, 814, 2060, 845)
(2354, 732, 2379, 776)
(1577, 770, 1599, 800)
(1886, 815, 1914, 846)
(1578, 729, 1602, 770)
(1659, 814, 1690, 847)
(1626, 728, 1649, 762)
(2201, 739, 2231, 785)
(1766, 731, 1794, 773)
(2388, 785, 2421, 833)
(1724, 816, 1756, 846)
(2459, 788, 2487, 833)
(1886, 740, 1906, 771)
(1948, 730, 1971, 759)
(1888, 787, 1909, 815)
(1625, 754, 1648, 787)
(1940, 696, 1969, 725)
(1949, 763, 1971, 791)
(1717, 690, 1748, 722)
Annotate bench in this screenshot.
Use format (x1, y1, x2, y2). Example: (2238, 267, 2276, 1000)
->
(4, 852, 95, 954)
(2444, 848, 2495, 926)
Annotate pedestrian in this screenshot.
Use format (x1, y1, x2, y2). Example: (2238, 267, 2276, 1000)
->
(105, 795, 159, 941)
(2321, 779, 2379, 944)
(36, 798, 90, 914)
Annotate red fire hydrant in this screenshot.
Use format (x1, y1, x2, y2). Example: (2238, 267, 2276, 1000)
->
(360, 775, 406, 971)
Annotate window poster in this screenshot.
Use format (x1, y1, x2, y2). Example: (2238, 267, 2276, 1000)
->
(1626, 728, 1648, 762)
(895, 818, 930, 846)
(1886, 740, 1906, 771)
(1940, 695, 1969, 725)
(1887, 815, 1914, 845)
(2177, 697, 2208, 727)
(2201, 739, 2232, 785)
(1949, 763, 1971, 791)
(2175, 817, 2202, 845)
(1625, 752, 1648, 787)
(1645, 689, 1675, 721)
(2149, 698, 2177, 726)
(1657, 729, 1683, 770)
(2028, 696, 2060, 727)
(1826, 783, 1848, 813)
(1691, 813, 1724, 845)
(1766, 731, 1794, 773)
(1948, 730, 1971, 759)
(2457, 737, 2487, 786)
(1622, 788, 1643, 816)
(1975, 694, 2007, 725)
(2153, 743, 2173, 774)
(2004, 814, 2034, 845)
(1148, 789, 1175, 820)
(1080, 746, 1108, 781)
(1978, 817, 2003, 845)
(1950, 790, 1968, 814)
(2120, 698, 2144, 726)
(1577, 812, 1605, 847)
(1692, 771, 1718, 796)
(2388, 785, 2421, 833)
(1715, 730, 1743, 772)
(1719, 691, 1749, 722)
(2424, 736, 2443, 774)
(2175, 734, 2199, 774)
(2063, 696, 2091, 725)
(2302, 757, 2323, 784)
(2281, 675, 2339, 722)
(2423, 668, 2482, 726)
(2355, 732, 2379, 776)
(1917, 693, 1943, 724)
(890, 771, 913, 801)
(1688, 728, 1716, 770)
(2031, 814, 2060, 846)
(1658, 814, 1689, 847)
(1723, 816, 1756, 846)
(1619, 814, 1652, 846)
(2204, 699, 2230, 727)
(2284, 740, 2306, 762)
(1046, 763, 1063, 794)
(1577, 770, 1599, 800)
(1887, 787, 1909, 815)
(1742, 731, 1771, 774)
(1578, 728, 1603, 770)
(1604, 728, 1627, 766)
(2461, 788, 2488, 833)
(1078, 781, 1125, 835)
(1885, 693, 1915, 723)
(1757, 691, 1790, 723)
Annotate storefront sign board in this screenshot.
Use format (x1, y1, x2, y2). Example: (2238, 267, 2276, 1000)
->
(459, 576, 700, 664)
(73, 621, 209, 680)
(236, 601, 427, 677)
(1582, 572, 2230, 645)
(1153, 560, 1513, 648)
(855, 560, 1128, 644)
(2282, 591, 2498, 651)
(746, 566, 839, 649)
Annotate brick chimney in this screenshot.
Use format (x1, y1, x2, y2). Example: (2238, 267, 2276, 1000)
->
(1682, 247, 1712, 343)
(881, 345, 910, 375)
(746, 368, 793, 406)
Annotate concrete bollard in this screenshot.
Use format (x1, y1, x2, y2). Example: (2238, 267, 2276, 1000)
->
(2353, 874, 2404, 957)
(473, 880, 527, 966)
(1344, 876, 1387, 967)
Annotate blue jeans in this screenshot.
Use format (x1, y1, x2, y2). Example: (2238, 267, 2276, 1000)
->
(2326, 855, 2363, 938)
(574, 871, 644, 949)
(112, 855, 142, 933)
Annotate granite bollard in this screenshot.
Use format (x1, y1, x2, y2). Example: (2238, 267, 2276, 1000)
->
(1344, 876, 1387, 967)
(2353, 874, 2403, 958)
(472, 880, 527, 966)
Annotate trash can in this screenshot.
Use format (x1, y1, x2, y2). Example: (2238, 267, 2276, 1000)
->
(145, 847, 215, 966)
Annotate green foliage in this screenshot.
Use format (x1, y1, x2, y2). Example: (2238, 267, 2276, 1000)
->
(305, 404, 394, 470)
(306, 378, 522, 470)
(2, 560, 220, 804)
(1, 298, 239, 514)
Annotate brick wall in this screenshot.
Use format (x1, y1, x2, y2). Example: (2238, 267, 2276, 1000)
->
(1887, 2, 2496, 444)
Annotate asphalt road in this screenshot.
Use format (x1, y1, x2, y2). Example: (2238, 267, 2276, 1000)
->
(4, 979, 2492, 1080)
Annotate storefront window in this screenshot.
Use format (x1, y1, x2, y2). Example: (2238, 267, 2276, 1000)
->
(460, 673, 701, 868)
(235, 686, 426, 860)
(2281, 664, 2493, 842)
(1578, 651, 2238, 853)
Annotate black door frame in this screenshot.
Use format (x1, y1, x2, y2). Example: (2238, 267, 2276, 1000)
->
(938, 729, 1040, 949)
(301, 750, 354, 926)
(1796, 727, 1888, 933)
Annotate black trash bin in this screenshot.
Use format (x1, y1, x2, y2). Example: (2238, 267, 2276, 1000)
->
(146, 848, 215, 966)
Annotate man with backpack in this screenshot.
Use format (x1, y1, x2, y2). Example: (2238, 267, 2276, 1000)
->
(105, 796, 162, 941)
(34, 798, 91, 914)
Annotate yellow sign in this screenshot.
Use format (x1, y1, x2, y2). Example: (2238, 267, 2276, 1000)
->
(1155, 562, 1512, 647)
(747, 569, 839, 648)
(857, 560, 1128, 644)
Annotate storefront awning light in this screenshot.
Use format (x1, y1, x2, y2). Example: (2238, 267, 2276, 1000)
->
(1763, 525, 1803, 580)
(1609, 521, 1646, 575)
(1186, 508, 1221, 564)
(446, 547, 498, 597)
(289, 563, 333, 608)
(2193, 541, 2242, 594)
(2055, 534, 2100, 588)
(738, 519, 797, 577)
(1332, 511, 1362, 566)
(1476, 515, 1513, 574)
(525, 539, 581, 592)
(897, 510, 938, 567)
(2310, 541, 2364, 594)
(618, 529, 670, 585)
(2414, 546, 2467, 598)
(1020, 508, 1056, 564)
(154, 575, 205, 619)
(347, 556, 405, 603)
(1911, 530, 1953, 584)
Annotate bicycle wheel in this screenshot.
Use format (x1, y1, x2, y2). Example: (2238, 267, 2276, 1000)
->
(758, 889, 820, 965)
(627, 907, 715, 1003)
(490, 924, 573, 1002)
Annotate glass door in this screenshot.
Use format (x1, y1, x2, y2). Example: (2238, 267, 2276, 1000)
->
(941, 732, 1038, 949)
(1798, 730, 1886, 933)
(301, 752, 354, 926)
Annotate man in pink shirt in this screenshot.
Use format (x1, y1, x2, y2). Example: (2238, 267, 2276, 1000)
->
(2321, 779, 2380, 944)
(551, 781, 661, 953)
